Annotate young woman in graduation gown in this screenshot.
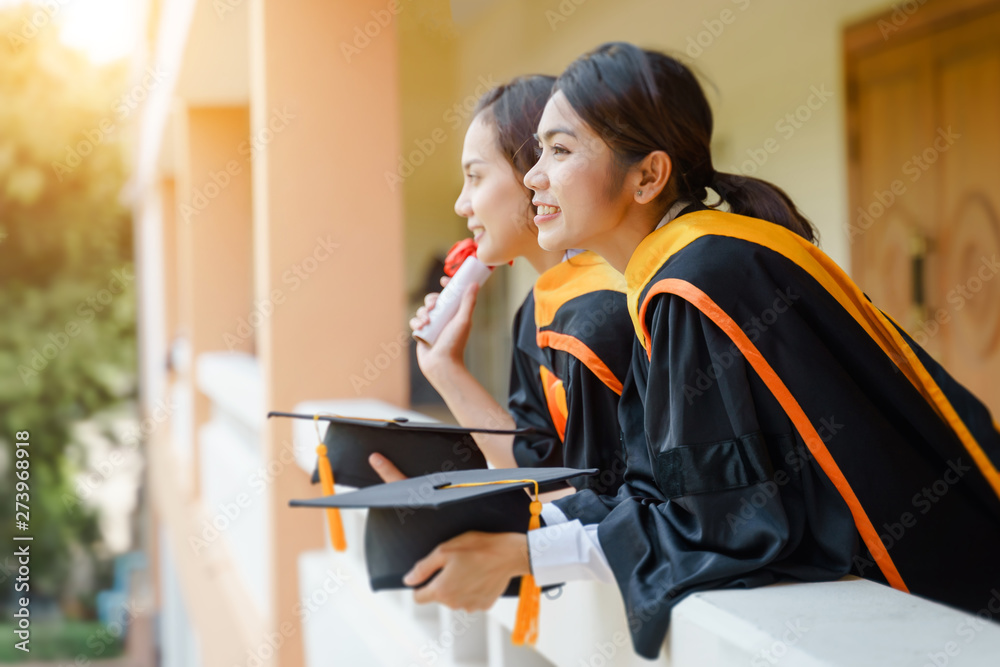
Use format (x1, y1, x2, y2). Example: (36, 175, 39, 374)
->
(372, 75, 633, 498)
(404, 43, 1000, 659)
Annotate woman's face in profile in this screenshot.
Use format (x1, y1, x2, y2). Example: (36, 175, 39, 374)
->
(524, 91, 631, 254)
(454, 113, 537, 266)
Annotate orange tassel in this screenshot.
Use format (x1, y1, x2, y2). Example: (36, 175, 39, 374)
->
(314, 417, 347, 551)
(442, 478, 544, 646)
(511, 496, 542, 646)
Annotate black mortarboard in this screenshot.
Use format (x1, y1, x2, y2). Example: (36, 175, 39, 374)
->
(267, 411, 535, 488)
(289, 466, 596, 594)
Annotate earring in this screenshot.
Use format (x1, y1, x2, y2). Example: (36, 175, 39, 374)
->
(636, 190, 643, 197)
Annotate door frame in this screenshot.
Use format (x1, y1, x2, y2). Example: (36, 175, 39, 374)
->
(843, 0, 1000, 279)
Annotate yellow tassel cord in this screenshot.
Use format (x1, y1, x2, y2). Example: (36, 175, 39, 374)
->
(443, 479, 542, 646)
(314, 416, 347, 552)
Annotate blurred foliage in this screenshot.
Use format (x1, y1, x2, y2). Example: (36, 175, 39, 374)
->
(0, 4, 136, 613)
(0, 5, 132, 285)
(0, 620, 123, 661)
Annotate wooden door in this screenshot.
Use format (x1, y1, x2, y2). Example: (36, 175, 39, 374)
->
(847, 0, 1000, 415)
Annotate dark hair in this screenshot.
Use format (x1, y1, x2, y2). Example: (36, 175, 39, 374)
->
(473, 74, 556, 180)
(554, 42, 816, 242)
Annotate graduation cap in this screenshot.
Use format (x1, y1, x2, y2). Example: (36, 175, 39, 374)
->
(290, 466, 596, 646)
(267, 411, 537, 552)
(267, 411, 535, 488)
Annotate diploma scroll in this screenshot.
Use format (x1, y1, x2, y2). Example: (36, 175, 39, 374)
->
(413, 255, 493, 346)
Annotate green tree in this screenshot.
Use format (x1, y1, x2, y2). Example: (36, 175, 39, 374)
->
(0, 4, 135, 613)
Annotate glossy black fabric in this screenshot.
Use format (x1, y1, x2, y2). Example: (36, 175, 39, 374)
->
(291, 467, 594, 595)
(509, 288, 631, 494)
(536, 287, 632, 495)
(508, 290, 568, 490)
(316, 418, 488, 488)
(557, 295, 859, 658)
(555, 225, 1000, 659)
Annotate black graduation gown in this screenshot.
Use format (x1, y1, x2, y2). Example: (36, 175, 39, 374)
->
(554, 209, 1000, 659)
(509, 252, 633, 494)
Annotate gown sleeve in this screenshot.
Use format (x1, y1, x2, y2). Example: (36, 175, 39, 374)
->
(559, 356, 627, 494)
(508, 300, 564, 471)
(556, 292, 857, 659)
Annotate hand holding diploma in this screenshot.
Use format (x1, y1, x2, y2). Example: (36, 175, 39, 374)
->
(408, 237, 520, 471)
(412, 238, 496, 348)
(410, 281, 479, 382)
(411, 238, 493, 383)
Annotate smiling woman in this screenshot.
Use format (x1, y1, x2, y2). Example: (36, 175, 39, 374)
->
(410, 41, 1000, 662)
(521, 42, 1000, 659)
(382, 74, 639, 639)
(405, 74, 633, 494)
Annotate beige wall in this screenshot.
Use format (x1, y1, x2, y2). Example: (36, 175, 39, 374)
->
(399, 0, 905, 326)
(398, 0, 463, 296)
(250, 2, 407, 665)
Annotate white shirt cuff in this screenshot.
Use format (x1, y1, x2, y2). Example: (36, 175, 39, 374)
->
(528, 512, 615, 587)
(541, 502, 570, 526)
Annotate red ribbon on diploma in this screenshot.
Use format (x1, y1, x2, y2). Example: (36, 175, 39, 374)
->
(443, 237, 513, 277)
(444, 238, 479, 277)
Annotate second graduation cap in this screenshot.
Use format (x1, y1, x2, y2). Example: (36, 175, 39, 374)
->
(291, 466, 596, 645)
(268, 411, 535, 488)
(290, 466, 596, 593)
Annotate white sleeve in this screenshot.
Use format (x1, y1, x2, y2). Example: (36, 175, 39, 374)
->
(541, 502, 570, 526)
(528, 504, 615, 586)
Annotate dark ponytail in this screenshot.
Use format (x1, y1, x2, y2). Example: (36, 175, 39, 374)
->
(555, 42, 816, 242)
(710, 172, 816, 242)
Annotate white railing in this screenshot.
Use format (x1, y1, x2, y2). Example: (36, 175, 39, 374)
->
(282, 396, 1000, 666)
(670, 577, 1000, 666)
(290, 399, 666, 667)
(195, 351, 270, 615)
